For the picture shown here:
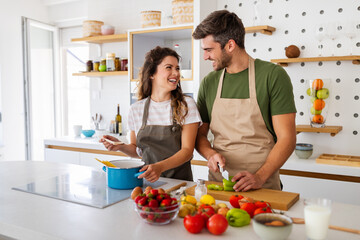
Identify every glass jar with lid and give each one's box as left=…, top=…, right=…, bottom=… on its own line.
left=106, top=53, right=115, bottom=71
left=99, top=58, right=106, bottom=72
left=194, top=179, right=207, bottom=201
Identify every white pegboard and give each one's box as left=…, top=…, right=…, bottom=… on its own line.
left=216, top=0, right=360, bottom=156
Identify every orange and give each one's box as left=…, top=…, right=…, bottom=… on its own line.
left=313, top=99, right=325, bottom=110
left=312, top=79, right=324, bottom=90
left=313, top=114, right=324, bottom=124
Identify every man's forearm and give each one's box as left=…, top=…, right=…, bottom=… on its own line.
left=255, top=137, right=296, bottom=184
left=195, top=134, right=217, bottom=160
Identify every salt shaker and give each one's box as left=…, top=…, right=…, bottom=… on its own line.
left=194, top=179, right=207, bottom=201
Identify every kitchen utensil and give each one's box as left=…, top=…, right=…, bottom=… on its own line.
left=219, top=165, right=229, bottom=180
left=102, top=160, right=145, bottom=189
left=295, top=143, right=313, bottom=159
left=92, top=113, right=102, bottom=130
left=185, top=180, right=299, bottom=211
left=291, top=217, right=360, bottom=234
left=253, top=213, right=293, bottom=240
left=95, top=158, right=118, bottom=168
left=165, top=182, right=187, bottom=194
left=103, top=138, right=124, bottom=145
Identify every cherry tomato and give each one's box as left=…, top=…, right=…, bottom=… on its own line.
left=240, top=202, right=256, bottom=218
left=183, top=214, right=205, bottom=234
left=254, top=207, right=272, bottom=216
left=254, top=201, right=271, bottom=209
left=197, top=204, right=216, bottom=224
left=229, top=195, right=243, bottom=208
left=207, top=214, right=228, bottom=235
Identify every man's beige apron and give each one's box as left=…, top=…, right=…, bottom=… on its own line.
left=136, top=97, right=193, bottom=181
left=209, top=57, right=280, bottom=190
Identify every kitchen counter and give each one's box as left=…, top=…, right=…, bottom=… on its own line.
left=0, top=161, right=359, bottom=240
left=45, top=137, right=360, bottom=179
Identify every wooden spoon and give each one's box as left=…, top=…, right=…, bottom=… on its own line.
left=165, top=182, right=187, bottom=194
left=291, top=217, right=360, bottom=234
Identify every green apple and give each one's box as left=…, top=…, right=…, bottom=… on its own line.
left=316, top=88, right=329, bottom=99
left=310, top=96, right=317, bottom=103
left=310, top=106, right=322, bottom=115
left=306, top=88, right=316, bottom=96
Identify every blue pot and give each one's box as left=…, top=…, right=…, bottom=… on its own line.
left=102, top=160, right=145, bottom=189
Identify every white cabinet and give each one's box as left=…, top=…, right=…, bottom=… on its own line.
left=45, top=148, right=80, bottom=165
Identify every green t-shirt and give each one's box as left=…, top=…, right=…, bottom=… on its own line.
left=197, top=58, right=296, bottom=142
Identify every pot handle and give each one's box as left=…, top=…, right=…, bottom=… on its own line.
left=134, top=171, right=145, bottom=178
left=102, top=166, right=106, bottom=172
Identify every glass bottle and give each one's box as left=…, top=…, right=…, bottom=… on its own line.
left=115, top=104, right=122, bottom=135
left=194, top=179, right=207, bottom=201
left=106, top=53, right=115, bottom=71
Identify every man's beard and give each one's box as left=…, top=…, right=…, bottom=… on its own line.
left=214, top=48, right=231, bottom=71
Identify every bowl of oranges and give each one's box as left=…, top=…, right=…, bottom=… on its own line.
left=306, top=78, right=331, bottom=128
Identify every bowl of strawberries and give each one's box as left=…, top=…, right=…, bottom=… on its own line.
left=133, top=187, right=179, bottom=225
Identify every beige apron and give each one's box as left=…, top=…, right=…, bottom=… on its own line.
left=209, top=57, right=280, bottom=190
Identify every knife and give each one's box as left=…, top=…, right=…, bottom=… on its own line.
left=219, top=165, right=229, bottom=180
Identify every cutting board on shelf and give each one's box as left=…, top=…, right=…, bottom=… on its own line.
left=316, top=153, right=360, bottom=167
left=185, top=181, right=299, bottom=211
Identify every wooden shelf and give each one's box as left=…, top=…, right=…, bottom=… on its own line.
left=271, top=55, right=360, bottom=67
left=71, top=33, right=128, bottom=44
left=72, top=71, right=128, bottom=77
left=245, top=25, right=276, bottom=35
left=296, top=125, right=343, bottom=137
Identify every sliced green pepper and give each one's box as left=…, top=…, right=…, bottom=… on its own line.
left=207, top=184, right=224, bottom=191
left=226, top=208, right=251, bottom=227
left=223, top=176, right=236, bottom=191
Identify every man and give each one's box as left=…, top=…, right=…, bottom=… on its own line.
left=193, top=10, right=296, bottom=191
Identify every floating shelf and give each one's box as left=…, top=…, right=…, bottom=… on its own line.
left=71, top=33, right=128, bottom=44
left=244, top=25, right=276, bottom=35
left=296, top=125, right=343, bottom=137
left=271, top=55, right=360, bottom=66
left=72, top=71, right=128, bottom=77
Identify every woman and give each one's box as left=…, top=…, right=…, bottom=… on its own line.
left=100, top=46, right=201, bottom=182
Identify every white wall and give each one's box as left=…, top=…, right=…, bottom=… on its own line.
left=0, top=0, right=49, bottom=160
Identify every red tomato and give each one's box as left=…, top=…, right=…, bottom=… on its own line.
left=254, top=207, right=273, bottom=216
left=197, top=204, right=215, bottom=224
left=207, top=214, right=228, bottom=235
left=229, top=195, right=243, bottom=208
left=254, top=201, right=271, bottom=209
left=183, top=214, right=205, bottom=234
left=240, top=202, right=256, bottom=218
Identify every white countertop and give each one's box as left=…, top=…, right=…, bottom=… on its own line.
left=1, top=161, right=359, bottom=240
left=45, top=137, right=360, bottom=178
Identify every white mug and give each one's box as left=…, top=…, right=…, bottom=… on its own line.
left=73, top=125, right=82, bottom=137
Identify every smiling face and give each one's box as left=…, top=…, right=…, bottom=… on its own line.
left=151, top=56, right=180, bottom=94
left=201, top=35, right=231, bottom=71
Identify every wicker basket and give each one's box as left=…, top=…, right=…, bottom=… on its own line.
left=172, top=0, right=193, bottom=25
left=83, top=20, right=104, bottom=37
left=141, top=11, right=161, bottom=28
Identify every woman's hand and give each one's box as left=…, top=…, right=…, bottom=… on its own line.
left=99, top=135, right=123, bottom=151
left=138, top=163, right=163, bottom=183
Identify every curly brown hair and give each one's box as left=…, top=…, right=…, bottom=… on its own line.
left=137, top=46, right=189, bottom=125
left=192, top=10, right=245, bottom=49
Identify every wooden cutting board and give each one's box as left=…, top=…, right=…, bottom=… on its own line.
left=316, top=153, right=360, bottom=167
left=185, top=181, right=299, bottom=211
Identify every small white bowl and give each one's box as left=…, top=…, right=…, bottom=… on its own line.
left=101, top=25, right=115, bottom=35
left=253, top=213, right=293, bottom=240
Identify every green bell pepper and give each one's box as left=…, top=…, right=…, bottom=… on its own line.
left=226, top=208, right=251, bottom=227
left=207, top=184, right=224, bottom=191
left=223, top=176, right=236, bottom=191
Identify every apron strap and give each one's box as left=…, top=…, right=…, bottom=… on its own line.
left=140, top=97, right=151, bottom=130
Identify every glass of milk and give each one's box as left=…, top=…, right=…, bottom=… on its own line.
left=304, top=198, right=332, bottom=240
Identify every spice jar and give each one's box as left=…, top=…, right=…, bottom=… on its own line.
left=106, top=53, right=115, bottom=71
left=93, top=61, right=100, bottom=72
left=194, top=179, right=207, bottom=201
left=99, top=58, right=106, bottom=72
left=121, top=58, right=128, bottom=71
left=86, top=60, right=93, bottom=72
left=115, top=57, right=121, bottom=71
